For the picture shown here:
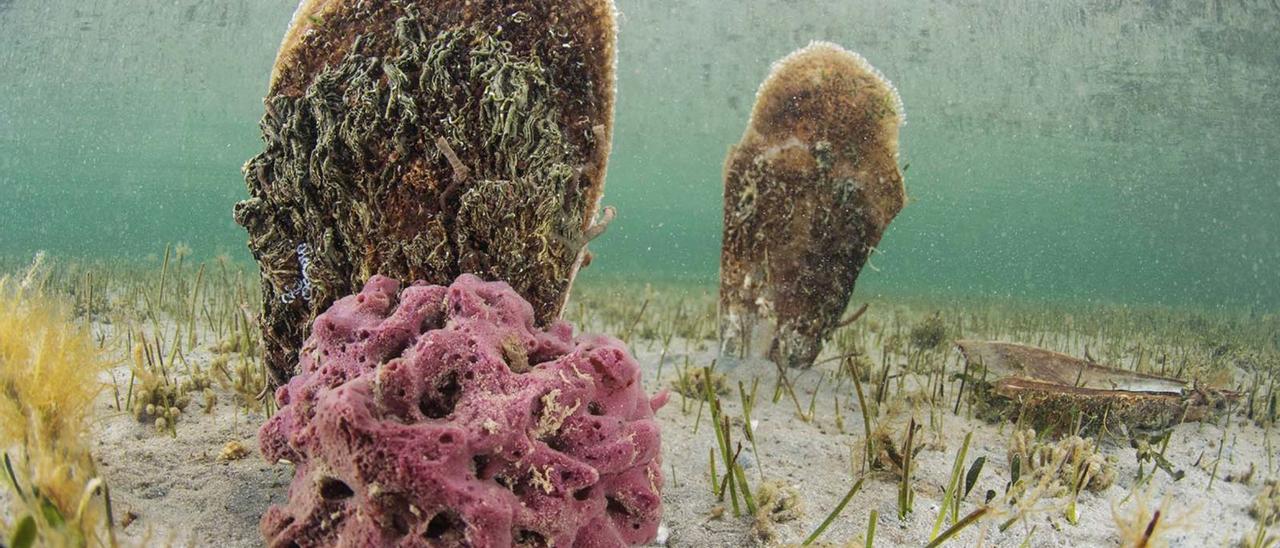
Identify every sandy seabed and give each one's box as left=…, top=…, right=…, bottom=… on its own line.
left=94, top=323, right=1266, bottom=547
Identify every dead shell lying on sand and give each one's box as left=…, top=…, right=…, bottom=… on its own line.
left=957, top=340, right=1238, bottom=436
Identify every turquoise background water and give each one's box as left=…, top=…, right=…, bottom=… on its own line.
left=1, top=1, right=1277, bottom=309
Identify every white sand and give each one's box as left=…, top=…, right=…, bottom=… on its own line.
left=92, top=328, right=1267, bottom=547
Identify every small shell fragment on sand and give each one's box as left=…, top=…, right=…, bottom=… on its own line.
left=217, top=440, right=250, bottom=462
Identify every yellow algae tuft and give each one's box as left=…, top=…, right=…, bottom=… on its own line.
left=0, top=274, right=114, bottom=546
left=1112, top=493, right=1197, bottom=548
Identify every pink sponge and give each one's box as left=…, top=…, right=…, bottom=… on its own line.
left=259, top=274, right=667, bottom=547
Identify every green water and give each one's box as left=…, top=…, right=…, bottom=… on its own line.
left=1, top=1, right=1277, bottom=309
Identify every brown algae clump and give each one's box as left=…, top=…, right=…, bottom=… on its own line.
left=909, top=313, right=950, bottom=351
left=720, top=41, right=906, bottom=369
left=669, top=366, right=728, bottom=399
left=235, top=0, right=619, bottom=384
left=1008, top=429, right=1115, bottom=495
left=129, top=343, right=215, bottom=434
left=751, top=480, right=803, bottom=543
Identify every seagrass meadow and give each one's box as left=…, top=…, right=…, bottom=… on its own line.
left=2, top=1, right=1279, bottom=547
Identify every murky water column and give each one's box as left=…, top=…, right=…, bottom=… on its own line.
left=0, top=0, right=1276, bottom=308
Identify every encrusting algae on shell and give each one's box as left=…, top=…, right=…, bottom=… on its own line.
left=720, top=41, right=906, bottom=369
left=235, top=0, right=620, bottom=385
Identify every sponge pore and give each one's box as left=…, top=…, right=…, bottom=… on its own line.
left=259, top=274, right=666, bottom=547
